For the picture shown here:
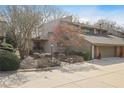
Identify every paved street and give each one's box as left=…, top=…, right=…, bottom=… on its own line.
left=0, top=57, right=124, bottom=88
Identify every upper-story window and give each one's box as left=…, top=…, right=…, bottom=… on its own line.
left=82, top=27, right=108, bottom=36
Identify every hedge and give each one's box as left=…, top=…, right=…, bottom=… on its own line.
left=0, top=49, right=20, bottom=71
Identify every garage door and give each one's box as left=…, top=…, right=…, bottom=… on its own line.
left=100, top=46, right=115, bottom=58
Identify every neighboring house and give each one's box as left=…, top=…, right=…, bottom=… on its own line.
left=0, top=16, right=6, bottom=44
left=31, top=16, right=124, bottom=59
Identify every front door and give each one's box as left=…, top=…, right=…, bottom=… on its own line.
left=33, top=41, right=44, bottom=53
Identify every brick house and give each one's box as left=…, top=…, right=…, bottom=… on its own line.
left=31, top=16, right=73, bottom=53
left=31, top=16, right=124, bottom=59
left=78, top=26, right=124, bottom=59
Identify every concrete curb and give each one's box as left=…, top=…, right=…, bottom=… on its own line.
left=17, top=66, right=61, bottom=72
left=17, top=62, right=86, bottom=72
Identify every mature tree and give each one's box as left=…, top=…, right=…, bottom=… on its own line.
left=3, top=6, right=42, bottom=59
left=94, top=19, right=117, bottom=32
left=52, top=22, right=83, bottom=54
left=1, top=5, right=76, bottom=58
left=72, top=15, right=79, bottom=22
left=94, top=19, right=124, bottom=33
left=41, top=5, right=68, bottom=22
left=94, top=19, right=116, bottom=27
left=33, top=5, right=68, bottom=38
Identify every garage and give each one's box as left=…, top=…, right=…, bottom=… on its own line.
left=83, top=34, right=124, bottom=59
left=100, top=46, right=115, bottom=58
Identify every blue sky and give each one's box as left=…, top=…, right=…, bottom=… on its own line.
left=0, top=5, right=124, bottom=25
left=56, top=5, right=124, bottom=25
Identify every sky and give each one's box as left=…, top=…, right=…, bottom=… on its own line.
left=56, top=5, right=124, bottom=25
left=0, top=5, right=124, bottom=25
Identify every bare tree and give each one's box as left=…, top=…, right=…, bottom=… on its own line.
left=41, top=5, right=68, bottom=22
left=72, top=15, right=79, bottom=22
left=3, top=6, right=42, bottom=59
left=94, top=19, right=116, bottom=29
left=94, top=19, right=124, bottom=34
left=33, top=5, right=69, bottom=38
left=52, top=21, right=83, bottom=54
left=1, top=5, right=70, bottom=59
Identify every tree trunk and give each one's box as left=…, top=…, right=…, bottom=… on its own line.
left=18, top=48, right=25, bottom=59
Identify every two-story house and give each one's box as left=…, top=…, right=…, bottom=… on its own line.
left=79, top=24, right=124, bottom=59
left=31, top=16, right=124, bottom=59
left=31, top=16, right=73, bottom=53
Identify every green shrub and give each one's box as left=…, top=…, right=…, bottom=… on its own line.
left=6, top=31, right=17, bottom=48
left=0, top=43, right=15, bottom=52
left=67, top=51, right=91, bottom=61
left=0, top=49, right=20, bottom=71
left=65, top=50, right=82, bottom=56
left=82, top=52, right=91, bottom=61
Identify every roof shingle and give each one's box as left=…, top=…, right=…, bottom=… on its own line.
left=80, top=34, right=124, bottom=46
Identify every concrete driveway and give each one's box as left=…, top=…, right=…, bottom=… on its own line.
left=0, top=57, right=124, bottom=88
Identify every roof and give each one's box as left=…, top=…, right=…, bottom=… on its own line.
left=79, top=34, right=124, bottom=46
left=61, top=21, right=108, bottom=32
left=81, top=24, right=107, bottom=32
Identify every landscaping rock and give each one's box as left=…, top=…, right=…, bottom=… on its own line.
left=20, top=55, right=61, bottom=69
left=20, top=56, right=37, bottom=69
left=33, top=52, right=41, bottom=59
left=49, top=57, right=61, bottom=67
left=64, top=55, right=84, bottom=63
left=39, top=53, right=51, bottom=58
left=37, top=57, right=61, bottom=68
left=58, top=53, right=66, bottom=61
left=37, top=57, right=49, bottom=68
left=44, top=53, right=51, bottom=57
